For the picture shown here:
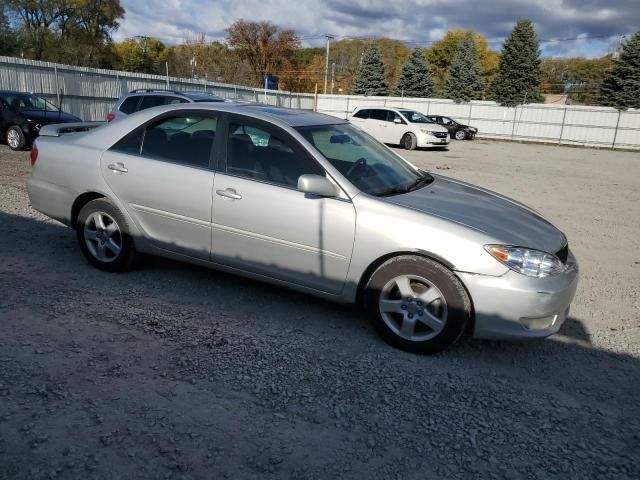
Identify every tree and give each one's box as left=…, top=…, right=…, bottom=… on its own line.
left=113, top=37, right=168, bottom=74
left=490, top=20, right=544, bottom=106
left=0, top=7, right=18, bottom=55
left=351, top=45, right=388, bottom=96
left=443, top=32, right=484, bottom=102
left=541, top=56, right=613, bottom=105
left=5, top=0, right=124, bottom=66
left=225, top=19, right=299, bottom=87
left=395, top=48, right=434, bottom=97
left=167, top=35, right=253, bottom=84
left=599, top=32, right=640, bottom=109
left=427, top=29, right=499, bottom=95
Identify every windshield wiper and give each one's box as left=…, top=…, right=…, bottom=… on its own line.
left=376, top=173, right=433, bottom=197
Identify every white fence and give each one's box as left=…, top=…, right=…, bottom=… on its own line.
left=1, top=56, right=639, bottom=150
left=316, top=95, right=640, bottom=150
left=0, top=56, right=314, bottom=121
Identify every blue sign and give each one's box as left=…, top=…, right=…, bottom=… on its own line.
left=264, top=75, right=279, bottom=90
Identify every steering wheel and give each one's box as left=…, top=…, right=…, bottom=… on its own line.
left=345, top=157, right=367, bottom=179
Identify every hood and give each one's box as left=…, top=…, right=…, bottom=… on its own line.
left=384, top=175, right=567, bottom=254
left=21, top=109, right=82, bottom=124
left=412, top=122, right=448, bottom=133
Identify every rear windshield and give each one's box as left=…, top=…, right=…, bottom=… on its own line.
left=119, top=96, right=140, bottom=114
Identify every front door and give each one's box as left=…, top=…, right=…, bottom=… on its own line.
left=101, top=112, right=219, bottom=259
left=211, top=116, right=356, bottom=294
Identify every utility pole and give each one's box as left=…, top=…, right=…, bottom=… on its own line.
left=330, top=62, right=335, bottom=94
left=323, top=35, right=334, bottom=95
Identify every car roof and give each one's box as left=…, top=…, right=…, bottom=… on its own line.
left=131, top=102, right=348, bottom=127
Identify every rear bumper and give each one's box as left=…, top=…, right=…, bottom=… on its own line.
left=457, top=251, right=579, bottom=340
left=26, top=176, right=74, bottom=226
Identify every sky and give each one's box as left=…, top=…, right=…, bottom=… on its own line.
left=115, top=0, right=640, bottom=58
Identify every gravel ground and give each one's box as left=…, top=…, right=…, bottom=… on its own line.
left=0, top=140, right=639, bottom=480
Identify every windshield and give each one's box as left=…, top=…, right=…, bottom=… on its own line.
left=399, top=110, right=433, bottom=124
left=2, top=93, right=60, bottom=112
left=296, top=123, right=432, bottom=196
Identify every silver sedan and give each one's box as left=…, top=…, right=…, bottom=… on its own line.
left=27, top=103, right=578, bottom=354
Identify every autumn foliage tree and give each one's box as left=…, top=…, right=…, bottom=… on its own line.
left=225, top=20, right=300, bottom=87
left=427, top=29, right=499, bottom=96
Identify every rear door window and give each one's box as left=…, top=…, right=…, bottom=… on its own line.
left=141, top=114, right=217, bottom=168
left=138, top=96, right=166, bottom=111
left=369, top=109, right=387, bottom=121
left=353, top=109, right=369, bottom=119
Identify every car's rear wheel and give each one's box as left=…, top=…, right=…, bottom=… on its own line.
left=402, top=132, right=417, bottom=150
left=7, top=126, right=26, bottom=151
left=455, top=130, right=466, bottom=141
left=77, top=199, right=137, bottom=272
left=363, top=255, right=471, bottom=354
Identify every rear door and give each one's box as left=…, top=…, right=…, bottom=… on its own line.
left=210, top=115, right=356, bottom=294
left=368, top=109, right=391, bottom=142
left=100, top=111, right=219, bottom=259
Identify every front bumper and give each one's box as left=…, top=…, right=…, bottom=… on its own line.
left=457, top=251, right=579, bottom=340
left=418, top=132, right=449, bottom=146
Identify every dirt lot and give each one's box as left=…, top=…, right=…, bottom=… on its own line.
left=1, top=140, right=639, bottom=480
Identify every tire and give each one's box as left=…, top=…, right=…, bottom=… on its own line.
left=6, top=126, right=26, bottom=151
left=454, top=130, right=466, bottom=141
left=76, top=198, right=137, bottom=272
left=402, top=132, right=417, bottom=150
left=363, top=255, right=471, bottom=354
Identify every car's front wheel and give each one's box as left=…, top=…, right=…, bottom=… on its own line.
left=454, top=130, right=467, bottom=141
left=6, top=126, right=26, bottom=151
left=402, top=132, right=417, bottom=150
left=76, top=198, right=137, bottom=272
left=363, top=255, right=471, bottom=354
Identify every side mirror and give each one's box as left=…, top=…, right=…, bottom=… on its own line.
left=298, top=174, right=338, bottom=197
left=393, top=118, right=402, bottom=124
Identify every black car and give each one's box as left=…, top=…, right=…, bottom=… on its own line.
left=0, top=91, right=82, bottom=150
left=427, top=115, right=477, bottom=140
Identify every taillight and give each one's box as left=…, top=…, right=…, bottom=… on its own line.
left=30, top=145, right=39, bottom=166
left=106, top=113, right=115, bottom=122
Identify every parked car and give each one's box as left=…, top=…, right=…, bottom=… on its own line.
left=349, top=107, right=449, bottom=150
left=107, top=89, right=228, bottom=122
left=0, top=90, right=82, bottom=151
left=427, top=115, right=478, bottom=140
left=27, top=103, right=578, bottom=354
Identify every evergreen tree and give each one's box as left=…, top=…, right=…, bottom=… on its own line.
left=443, top=32, right=484, bottom=102
left=395, top=48, right=434, bottom=97
left=490, top=20, right=544, bottom=106
left=599, top=32, right=640, bottom=109
left=352, top=45, right=388, bottom=96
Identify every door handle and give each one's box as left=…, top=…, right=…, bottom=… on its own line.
left=108, top=162, right=128, bottom=173
left=216, top=188, right=242, bottom=200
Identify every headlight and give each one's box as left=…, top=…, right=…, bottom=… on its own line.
left=485, top=245, right=564, bottom=278
left=420, top=128, right=439, bottom=135
left=469, top=127, right=477, bottom=133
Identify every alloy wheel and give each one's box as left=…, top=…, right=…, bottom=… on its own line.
left=83, top=211, right=122, bottom=263
left=378, top=274, right=448, bottom=341
left=7, top=129, right=20, bottom=149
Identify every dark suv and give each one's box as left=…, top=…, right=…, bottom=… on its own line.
left=107, top=89, right=228, bottom=122
left=0, top=91, right=81, bottom=150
